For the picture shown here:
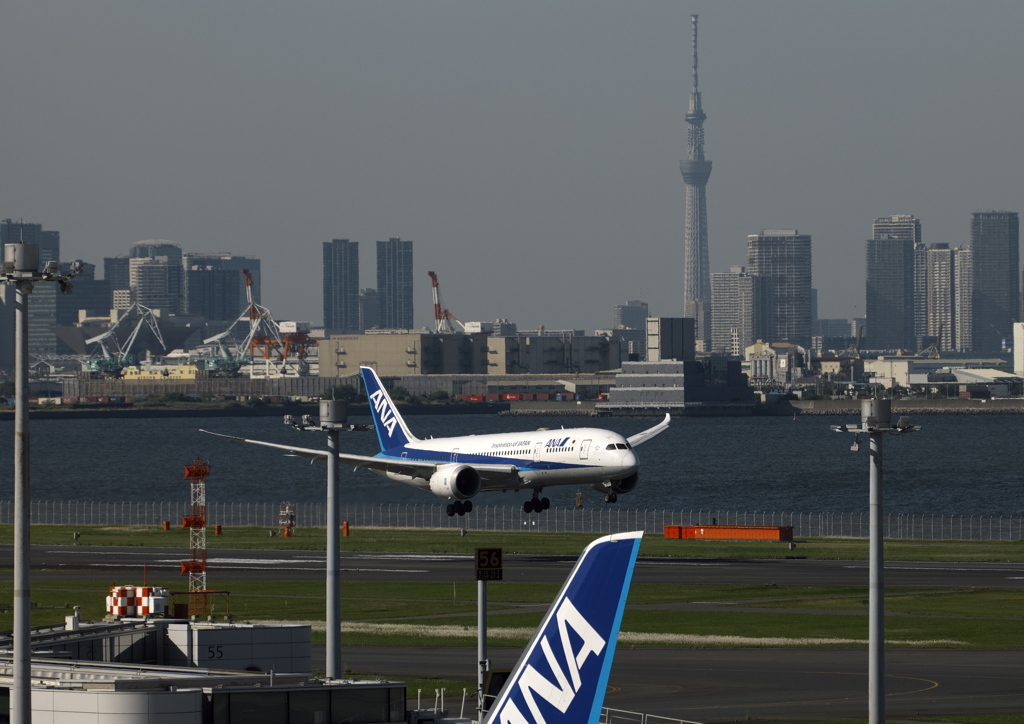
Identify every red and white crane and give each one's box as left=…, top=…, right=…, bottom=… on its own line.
left=428, top=270, right=465, bottom=334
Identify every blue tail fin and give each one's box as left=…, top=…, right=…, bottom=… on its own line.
left=360, top=366, right=418, bottom=451
left=485, top=531, right=644, bottom=724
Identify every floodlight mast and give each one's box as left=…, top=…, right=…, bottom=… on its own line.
left=831, top=398, right=919, bottom=724
left=1, top=241, right=80, bottom=724
left=286, top=399, right=352, bottom=680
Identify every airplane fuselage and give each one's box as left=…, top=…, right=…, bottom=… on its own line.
left=373, top=427, right=639, bottom=492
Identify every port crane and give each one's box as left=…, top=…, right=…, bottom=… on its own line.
left=428, top=270, right=465, bottom=334
left=202, top=269, right=316, bottom=377
left=85, top=302, right=167, bottom=377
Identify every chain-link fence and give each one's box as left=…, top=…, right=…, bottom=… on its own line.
left=1, top=500, right=1022, bottom=541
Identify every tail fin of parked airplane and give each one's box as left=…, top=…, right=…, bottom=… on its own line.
left=484, top=531, right=644, bottom=724
left=360, top=365, right=419, bottom=451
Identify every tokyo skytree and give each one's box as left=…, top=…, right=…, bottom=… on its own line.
left=680, top=14, right=712, bottom=346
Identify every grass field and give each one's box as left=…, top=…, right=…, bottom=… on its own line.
left=3, top=524, right=1024, bottom=722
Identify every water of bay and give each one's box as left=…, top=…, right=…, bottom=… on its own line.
left=0, top=412, right=1021, bottom=515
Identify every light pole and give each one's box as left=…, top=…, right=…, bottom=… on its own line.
left=1, top=242, right=79, bottom=724
left=832, top=397, right=919, bottom=724
left=285, top=399, right=357, bottom=680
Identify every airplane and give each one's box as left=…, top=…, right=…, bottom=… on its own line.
left=483, top=530, right=644, bottom=724
left=202, top=365, right=669, bottom=517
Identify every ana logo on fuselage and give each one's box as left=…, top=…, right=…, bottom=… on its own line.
left=368, top=389, right=398, bottom=439
left=496, top=597, right=606, bottom=724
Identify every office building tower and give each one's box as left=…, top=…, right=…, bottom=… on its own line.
left=613, top=300, right=649, bottom=360
left=129, top=257, right=180, bottom=314
left=183, top=253, right=261, bottom=318
left=711, top=266, right=770, bottom=357
left=104, top=256, right=131, bottom=300
left=954, top=246, right=973, bottom=352
left=127, top=240, right=183, bottom=314
left=680, top=14, right=713, bottom=348
left=865, top=215, right=920, bottom=351
left=970, top=211, right=1019, bottom=353
left=746, top=230, right=812, bottom=347
left=186, top=267, right=243, bottom=321
left=1, top=220, right=61, bottom=359
left=359, top=288, right=380, bottom=331
left=322, top=239, right=361, bottom=333
left=376, top=238, right=414, bottom=329
left=925, top=244, right=955, bottom=351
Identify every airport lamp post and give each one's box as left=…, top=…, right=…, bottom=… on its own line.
left=286, top=400, right=350, bottom=680
left=1, top=242, right=79, bottom=724
left=832, top=398, right=918, bottom=724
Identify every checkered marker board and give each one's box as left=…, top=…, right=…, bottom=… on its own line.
left=106, top=585, right=170, bottom=617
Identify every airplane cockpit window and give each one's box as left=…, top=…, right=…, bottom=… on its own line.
left=606, top=444, right=617, bottom=450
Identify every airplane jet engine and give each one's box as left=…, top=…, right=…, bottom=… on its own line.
left=429, top=464, right=481, bottom=500
left=592, top=472, right=639, bottom=500
left=610, top=472, right=639, bottom=495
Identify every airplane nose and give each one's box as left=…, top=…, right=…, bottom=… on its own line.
left=622, top=450, right=639, bottom=471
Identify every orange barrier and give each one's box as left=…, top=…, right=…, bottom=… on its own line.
left=665, top=525, right=793, bottom=541
left=342, top=521, right=349, bottom=537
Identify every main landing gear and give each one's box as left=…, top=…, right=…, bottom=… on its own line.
left=523, top=494, right=550, bottom=514
left=445, top=500, right=473, bottom=517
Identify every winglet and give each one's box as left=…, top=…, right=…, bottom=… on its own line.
left=626, top=413, right=670, bottom=447
left=360, top=366, right=418, bottom=451
left=485, top=531, right=643, bottom=724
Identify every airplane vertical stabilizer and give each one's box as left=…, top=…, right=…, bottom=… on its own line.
left=360, top=366, right=419, bottom=451
left=485, top=531, right=644, bottom=724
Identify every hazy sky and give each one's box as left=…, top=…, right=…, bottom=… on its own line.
left=2, top=1, right=1021, bottom=333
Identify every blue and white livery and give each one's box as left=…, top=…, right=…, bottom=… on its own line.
left=203, top=366, right=669, bottom=517
left=485, top=531, right=644, bottom=724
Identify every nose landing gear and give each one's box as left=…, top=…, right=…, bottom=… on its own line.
left=604, top=493, right=618, bottom=504
left=445, top=500, right=474, bottom=517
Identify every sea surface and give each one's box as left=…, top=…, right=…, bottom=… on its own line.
left=0, top=412, right=1021, bottom=515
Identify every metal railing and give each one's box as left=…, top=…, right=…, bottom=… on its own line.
left=1, top=500, right=1022, bottom=541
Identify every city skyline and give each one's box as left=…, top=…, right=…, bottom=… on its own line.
left=1, top=3, right=1022, bottom=333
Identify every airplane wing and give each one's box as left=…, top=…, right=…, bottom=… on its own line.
left=626, top=412, right=671, bottom=447
left=200, top=429, right=520, bottom=483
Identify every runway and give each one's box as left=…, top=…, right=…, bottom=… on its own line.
left=8, top=544, right=1024, bottom=720
left=20, top=544, right=1024, bottom=590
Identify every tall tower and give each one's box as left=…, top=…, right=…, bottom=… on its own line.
left=377, top=237, right=414, bottom=329
left=323, top=239, right=360, bottom=333
left=865, top=215, right=920, bottom=352
left=747, top=230, right=813, bottom=347
left=970, top=211, right=1019, bottom=353
left=680, top=14, right=712, bottom=349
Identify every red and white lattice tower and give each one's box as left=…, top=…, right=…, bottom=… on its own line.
left=180, top=457, right=210, bottom=616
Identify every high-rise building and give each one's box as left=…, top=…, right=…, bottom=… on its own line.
left=970, top=211, right=1019, bottom=352
left=323, top=239, right=360, bottom=333
left=925, top=244, right=955, bottom=351
left=127, top=240, right=183, bottom=314
left=376, top=238, right=413, bottom=329
left=746, top=230, right=812, bottom=347
left=359, top=288, right=380, bottom=331
left=129, top=257, right=180, bottom=314
left=1, top=220, right=62, bottom=359
left=865, top=215, right=920, bottom=351
left=954, top=246, right=973, bottom=352
left=613, top=300, right=649, bottom=360
left=182, top=252, right=261, bottom=319
left=680, top=14, right=713, bottom=348
left=711, top=266, right=770, bottom=357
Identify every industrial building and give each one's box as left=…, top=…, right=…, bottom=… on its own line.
left=320, top=329, right=622, bottom=378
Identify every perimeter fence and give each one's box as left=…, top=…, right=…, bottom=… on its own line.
left=1, top=500, right=1022, bottom=541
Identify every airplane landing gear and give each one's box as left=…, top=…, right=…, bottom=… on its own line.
left=445, top=500, right=474, bottom=517
left=523, top=494, right=550, bottom=514
left=604, top=493, right=618, bottom=504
